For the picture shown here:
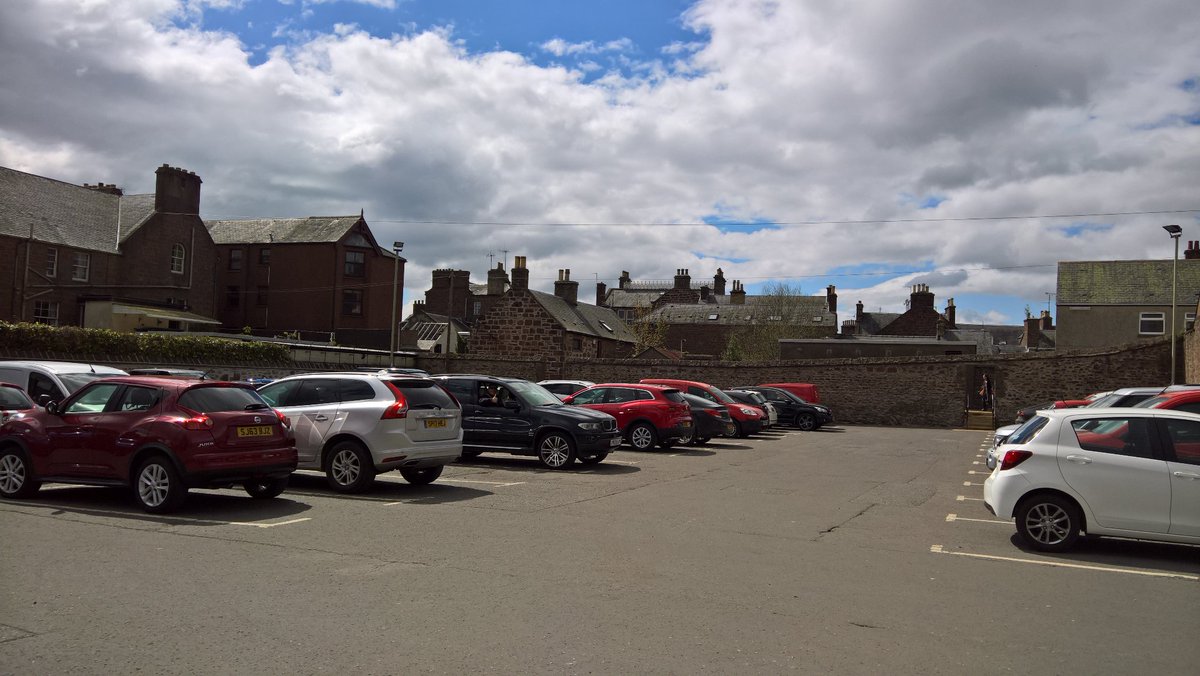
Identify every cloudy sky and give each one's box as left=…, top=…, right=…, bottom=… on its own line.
left=2, top=0, right=1198, bottom=325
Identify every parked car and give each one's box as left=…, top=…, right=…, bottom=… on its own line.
left=0, top=376, right=297, bottom=513
left=537, top=380, right=596, bottom=401
left=0, top=382, right=35, bottom=425
left=368, top=367, right=431, bottom=377
left=564, top=383, right=692, bottom=451
left=678, top=392, right=736, bottom=444
left=433, top=375, right=620, bottom=468
left=984, top=407, right=1200, bottom=552
left=257, top=372, right=462, bottom=492
left=128, top=368, right=211, bottom=379
left=640, top=379, right=764, bottom=437
left=1084, top=387, right=1167, bottom=408
left=731, top=385, right=834, bottom=431
left=724, top=390, right=777, bottom=429
left=1014, top=398, right=1090, bottom=424
left=755, top=382, right=821, bottom=404
left=0, top=361, right=128, bottom=404
left=1134, top=389, right=1200, bottom=414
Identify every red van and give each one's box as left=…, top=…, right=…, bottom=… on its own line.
left=640, top=378, right=764, bottom=437
left=757, top=382, right=820, bottom=404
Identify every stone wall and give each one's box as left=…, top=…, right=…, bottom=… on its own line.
left=470, top=290, right=566, bottom=360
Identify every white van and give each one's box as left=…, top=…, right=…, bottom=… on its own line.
left=0, top=360, right=128, bottom=403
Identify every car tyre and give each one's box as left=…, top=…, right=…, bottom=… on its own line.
left=0, top=448, right=40, bottom=499
left=400, top=465, right=443, bottom=485
left=795, top=413, right=816, bottom=431
left=244, top=476, right=289, bottom=499
left=578, top=451, right=609, bottom=465
left=537, top=432, right=576, bottom=469
left=1016, top=493, right=1082, bottom=552
left=628, top=422, right=658, bottom=451
left=134, top=456, right=187, bottom=514
left=325, top=441, right=376, bottom=493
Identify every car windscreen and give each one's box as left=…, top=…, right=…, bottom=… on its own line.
left=507, top=380, right=562, bottom=406
left=1007, top=415, right=1050, bottom=445
left=178, top=386, right=270, bottom=413
left=1134, top=395, right=1169, bottom=408
left=709, top=388, right=736, bottom=404
left=0, top=387, right=32, bottom=409
left=1086, top=393, right=1123, bottom=408
left=58, top=372, right=121, bottom=394
left=386, top=379, right=457, bottom=409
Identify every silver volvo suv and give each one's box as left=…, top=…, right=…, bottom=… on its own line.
left=257, top=373, right=462, bottom=492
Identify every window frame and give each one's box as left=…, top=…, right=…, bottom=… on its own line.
left=228, top=249, right=244, bottom=271
left=71, top=252, right=90, bottom=281
left=45, top=248, right=58, bottom=277
left=342, top=288, right=363, bottom=316
left=32, top=300, right=59, bottom=326
left=344, top=250, right=366, bottom=277
left=170, top=243, right=186, bottom=275
left=1138, top=312, right=1165, bottom=335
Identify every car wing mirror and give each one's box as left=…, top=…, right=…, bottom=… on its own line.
left=36, top=394, right=52, bottom=407
left=44, top=400, right=61, bottom=415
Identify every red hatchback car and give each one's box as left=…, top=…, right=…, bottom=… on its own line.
left=640, top=378, right=764, bottom=438
left=565, top=383, right=693, bottom=451
left=0, top=376, right=297, bottom=513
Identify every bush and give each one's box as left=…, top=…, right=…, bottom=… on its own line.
left=0, top=321, right=290, bottom=363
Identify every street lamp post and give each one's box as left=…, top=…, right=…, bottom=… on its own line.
left=389, top=241, right=404, bottom=367
left=1164, top=225, right=1182, bottom=385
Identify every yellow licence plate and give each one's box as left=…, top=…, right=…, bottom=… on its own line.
left=237, top=425, right=274, bottom=438
left=424, top=418, right=448, bottom=429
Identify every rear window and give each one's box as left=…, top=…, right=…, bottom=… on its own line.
left=338, top=379, right=378, bottom=402
left=1133, top=395, right=1167, bottom=408
left=179, top=386, right=269, bottom=413
left=0, top=386, right=32, bottom=410
left=387, top=379, right=457, bottom=409
left=1007, top=415, right=1049, bottom=445
left=663, top=390, right=686, bottom=404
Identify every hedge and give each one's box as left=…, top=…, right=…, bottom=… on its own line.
left=0, top=322, right=290, bottom=363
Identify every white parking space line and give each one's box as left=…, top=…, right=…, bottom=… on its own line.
left=929, top=545, right=1200, bottom=581
left=946, top=513, right=1009, bottom=525
left=439, top=478, right=527, bottom=487
left=963, top=481, right=985, bottom=487
left=966, top=470, right=987, bottom=475
left=604, top=459, right=639, bottom=465
left=955, top=495, right=985, bottom=502
left=228, top=518, right=312, bottom=528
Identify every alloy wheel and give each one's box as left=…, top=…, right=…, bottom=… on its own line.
left=630, top=426, right=653, bottom=450
left=138, top=463, right=171, bottom=508
left=539, top=435, right=571, bottom=468
left=1023, top=502, right=1071, bottom=546
left=0, top=454, right=26, bottom=494
left=331, top=448, right=361, bottom=486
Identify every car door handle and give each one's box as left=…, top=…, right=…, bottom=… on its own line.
left=1065, top=454, right=1092, bottom=464
left=312, top=414, right=329, bottom=422
left=1173, top=471, right=1200, bottom=480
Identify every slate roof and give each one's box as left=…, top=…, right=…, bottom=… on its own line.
left=855, top=311, right=901, bottom=334
left=205, top=216, right=365, bottom=245
left=529, top=290, right=636, bottom=343
left=1057, top=260, right=1200, bottom=305
left=0, top=166, right=158, bottom=253
left=644, top=298, right=835, bottom=327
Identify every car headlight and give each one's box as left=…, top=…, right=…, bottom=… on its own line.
left=739, top=407, right=756, bottom=416
left=814, top=406, right=828, bottom=413
left=578, top=422, right=604, bottom=431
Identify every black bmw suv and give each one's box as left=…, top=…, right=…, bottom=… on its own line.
left=433, top=375, right=621, bottom=468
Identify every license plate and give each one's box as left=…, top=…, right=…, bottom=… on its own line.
left=424, top=418, right=448, bottom=429
left=237, top=425, right=274, bottom=438
left=609, top=437, right=621, bottom=447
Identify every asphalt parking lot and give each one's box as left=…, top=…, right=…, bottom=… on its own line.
left=1, top=425, right=1197, bottom=674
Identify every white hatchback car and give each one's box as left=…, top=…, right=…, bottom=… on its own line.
left=984, top=408, right=1200, bottom=552
left=258, top=373, right=462, bottom=492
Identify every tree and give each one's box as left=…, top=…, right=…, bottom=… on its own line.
left=721, top=281, right=812, bottom=362
left=627, top=304, right=669, bottom=353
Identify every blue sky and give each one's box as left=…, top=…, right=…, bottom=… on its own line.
left=4, top=0, right=1200, bottom=326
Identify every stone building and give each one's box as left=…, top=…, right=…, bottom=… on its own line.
left=471, top=257, right=636, bottom=360
left=0, top=163, right=220, bottom=330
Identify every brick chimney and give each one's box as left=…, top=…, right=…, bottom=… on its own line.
left=1022, top=316, right=1042, bottom=349
left=856, top=300, right=864, bottom=323
left=713, top=268, right=726, bottom=295
left=554, top=269, right=578, bottom=305
left=487, top=262, right=508, bottom=296
left=944, top=297, right=956, bottom=328
left=618, top=271, right=631, bottom=289
left=154, top=164, right=202, bottom=215
left=82, top=182, right=124, bottom=196
left=596, top=281, right=607, bottom=306
left=674, top=268, right=691, bottom=290
left=841, top=319, right=857, bottom=335
left=826, top=285, right=838, bottom=315
left=1185, top=241, right=1200, bottom=260
left=730, top=280, right=746, bottom=305
left=1040, top=310, right=1054, bottom=330
left=909, top=283, right=934, bottom=310
left=511, top=256, right=529, bottom=291
left=700, top=285, right=710, bottom=302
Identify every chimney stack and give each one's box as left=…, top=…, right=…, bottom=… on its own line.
left=674, top=268, right=691, bottom=290
left=487, top=262, right=508, bottom=296
left=83, top=182, right=124, bottom=196
left=596, top=281, right=607, bottom=306
left=945, top=297, right=956, bottom=328
left=618, top=271, right=631, bottom=289
left=730, top=280, right=746, bottom=305
left=1186, top=241, right=1200, bottom=260
left=826, top=285, right=838, bottom=315
left=1040, top=310, right=1054, bottom=331
left=841, top=319, right=857, bottom=335
left=1023, top=316, right=1042, bottom=349
left=713, top=268, right=726, bottom=296
left=909, top=283, right=934, bottom=310
left=554, top=269, right=579, bottom=305
left=511, top=256, right=529, bottom=291
left=856, top=300, right=864, bottom=323
left=154, top=164, right=202, bottom=215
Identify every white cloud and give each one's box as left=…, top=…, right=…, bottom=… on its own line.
left=0, top=0, right=1198, bottom=323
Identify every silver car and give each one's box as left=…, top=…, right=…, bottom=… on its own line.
left=258, top=373, right=462, bottom=492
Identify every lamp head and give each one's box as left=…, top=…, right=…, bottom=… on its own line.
left=393, top=241, right=404, bottom=253
left=1164, top=224, right=1182, bottom=238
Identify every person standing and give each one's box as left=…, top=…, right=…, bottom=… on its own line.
left=979, top=374, right=993, bottom=410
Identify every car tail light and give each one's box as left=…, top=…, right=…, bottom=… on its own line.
left=999, top=450, right=1033, bottom=471
left=382, top=381, right=409, bottom=419
left=176, top=415, right=213, bottom=431
left=273, top=408, right=291, bottom=428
